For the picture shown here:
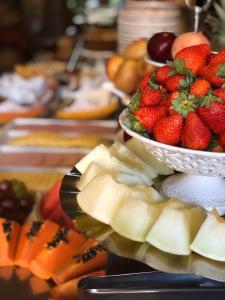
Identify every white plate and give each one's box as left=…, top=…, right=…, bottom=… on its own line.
left=102, top=81, right=130, bottom=106
left=144, top=56, right=165, bottom=67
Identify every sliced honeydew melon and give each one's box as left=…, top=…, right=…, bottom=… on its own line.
left=146, top=206, right=207, bottom=255
left=125, top=138, right=174, bottom=175
left=191, top=210, right=225, bottom=262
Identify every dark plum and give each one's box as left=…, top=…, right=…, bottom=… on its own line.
left=0, top=180, right=11, bottom=193
left=147, top=32, right=176, bottom=63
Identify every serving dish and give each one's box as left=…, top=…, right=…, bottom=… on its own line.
left=78, top=271, right=225, bottom=300
left=60, top=167, right=225, bottom=283
left=120, top=109, right=225, bottom=215
left=0, top=118, right=117, bottom=167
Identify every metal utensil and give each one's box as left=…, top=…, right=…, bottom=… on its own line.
left=66, top=34, right=85, bottom=73
left=185, top=0, right=212, bottom=32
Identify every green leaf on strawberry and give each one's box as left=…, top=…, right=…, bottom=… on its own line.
left=124, top=113, right=147, bottom=134
left=128, top=90, right=141, bottom=113
left=171, top=92, right=198, bottom=117
left=199, top=94, right=222, bottom=108
left=179, top=76, right=195, bottom=90
left=148, top=79, right=160, bottom=90
left=216, top=63, right=225, bottom=78
left=167, top=59, right=192, bottom=76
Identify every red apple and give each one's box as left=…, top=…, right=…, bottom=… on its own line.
left=147, top=32, right=176, bottom=63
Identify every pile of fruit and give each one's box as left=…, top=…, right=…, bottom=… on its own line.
left=106, top=39, right=155, bottom=94
left=125, top=44, right=225, bottom=152
left=147, top=31, right=210, bottom=63
left=75, top=141, right=225, bottom=261
left=0, top=180, right=34, bottom=224
left=0, top=218, right=107, bottom=299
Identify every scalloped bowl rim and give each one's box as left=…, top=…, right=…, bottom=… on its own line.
left=144, top=56, right=165, bottom=67
left=119, top=109, right=225, bottom=158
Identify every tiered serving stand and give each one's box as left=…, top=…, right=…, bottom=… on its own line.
left=60, top=108, right=225, bottom=299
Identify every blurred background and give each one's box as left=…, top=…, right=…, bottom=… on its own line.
left=0, top=0, right=221, bottom=72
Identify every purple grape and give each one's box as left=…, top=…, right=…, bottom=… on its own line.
left=0, top=180, right=11, bottom=193
left=0, top=197, right=18, bottom=211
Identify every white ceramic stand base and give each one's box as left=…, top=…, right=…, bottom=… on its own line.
left=161, top=174, right=225, bottom=216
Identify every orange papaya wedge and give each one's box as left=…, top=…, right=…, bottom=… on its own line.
left=30, top=228, right=86, bottom=280
left=51, top=269, right=106, bottom=300
left=15, top=220, right=60, bottom=268
left=0, top=218, right=20, bottom=267
left=52, top=239, right=107, bottom=284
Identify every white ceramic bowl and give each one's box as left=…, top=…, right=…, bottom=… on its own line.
left=120, top=109, right=225, bottom=214
left=119, top=109, right=225, bottom=177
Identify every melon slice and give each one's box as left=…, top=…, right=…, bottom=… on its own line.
left=111, top=199, right=189, bottom=242
left=146, top=206, right=207, bottom=255
left=190, top=210, right=225, bottom=261
left=125, top=138, right=174, bottom=175
left=111, top=200, right=166, bottom=242
left=110, top=142, right=157, bottom=178
left=75, top=144, right=154, bottom=186
left=76, top=163, right=106, bottom=190
left=77, top=161, right=156, bottom=191
left=77, top=173, right=163, bottom=225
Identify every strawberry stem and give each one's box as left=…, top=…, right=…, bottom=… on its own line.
left=172, top=92, right=198, bottom=117
left=128, top=90, right=141, bottom=112
left=199, top=94, right=221, bottom=108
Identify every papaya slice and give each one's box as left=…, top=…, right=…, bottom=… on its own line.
left=30, top=228, right=86, bottom=280
left=15, top=268, right=31, bottom=281
left=15, top=220, right=60, bottom=268
left=52, top=239, right=107, bottom=284
left=51, top=269, right=106, bottom=300
left=29, top=276, right=50, bottom=295
left=0, top=267, right=14, bottom=280
left=0, top=219, right=21, bottom=267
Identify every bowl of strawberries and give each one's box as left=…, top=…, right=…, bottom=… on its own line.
left=120, top=44, right=225, bottom=215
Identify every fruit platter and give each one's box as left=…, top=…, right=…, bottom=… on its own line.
left=58, top=43, right=225, bottom=286
left=0, top=175, right=108, bottom=299
left=119, top=43, right=225, bottom=215
left=59, top=141, right=225, bottom=282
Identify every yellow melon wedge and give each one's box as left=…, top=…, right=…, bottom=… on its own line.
left=111, top=200, right=167, bottom=242
left=146, top=206, right=207, bottom=255
left=77, top=173, right=164, bottom=225
left=75, top=144, right=154, bottom=186
left=125, top=138, right=174, bottom=175
left=191, top=210, right=225, bottom=261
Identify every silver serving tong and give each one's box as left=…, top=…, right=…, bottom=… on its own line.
left=185, top=0, right=212, bottom=32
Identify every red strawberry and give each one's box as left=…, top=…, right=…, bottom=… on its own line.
left=134, top=106, right=167, bottom=133
left=165, top=91, right=180, bottom=115
left=153, top=114, right=184, bottom=146
left=140, top=84, right=163, bottom=107
left=139, top=71, right=152, bottom=89
left=175, top=44, right=211, bottom=75
left=181, top=112, right=211, bottom=150
left=40, top=180, right=75, bottom=229
left=219, top=130, right=225, bottom=150
left=209, top=137, right=224, bottom=152
left=197, top=65, right=208, bottom=78
left=155, top=66, right=173, bottom=84
left=165, top=74, right=185, bottom=92
left=197, top=95, right=225, bottom=134
left=213, top=88, right=225, bottom=102
left=190, top=79, right=211, bottom=97
left=197, top=63, right=225, bottom=87
left=208, top=50, right=225, bottom=65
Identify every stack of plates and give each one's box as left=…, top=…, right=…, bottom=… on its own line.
left=118, top=1, right=187, bottom=53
